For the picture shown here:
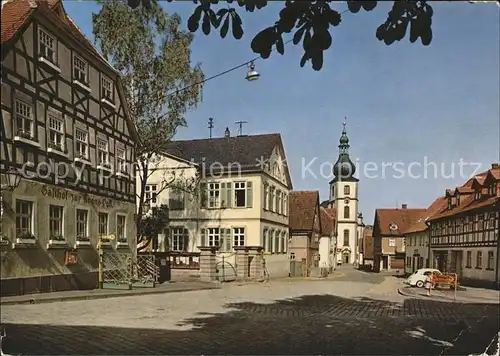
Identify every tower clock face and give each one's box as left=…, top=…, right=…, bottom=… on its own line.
left=344, top=198, right=349, bottom=204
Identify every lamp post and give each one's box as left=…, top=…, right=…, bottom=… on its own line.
left=1, top=168, right=23, bottom=233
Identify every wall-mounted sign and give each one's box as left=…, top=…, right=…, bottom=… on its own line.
left=41, top=186, right=114, bottom=208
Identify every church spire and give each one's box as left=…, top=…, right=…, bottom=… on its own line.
left=333, top=118, right=356, bottom=179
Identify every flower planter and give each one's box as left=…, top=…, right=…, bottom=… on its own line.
left=47, top=239, right=68, bottom=249
left=13, top=238, right=37, bottom=249
left=75, top=240, right=92, bottom=248
left=116, top=241, right=129, bottom=249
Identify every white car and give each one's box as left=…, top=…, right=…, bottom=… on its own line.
left=405, top=268, right=442, bottom=288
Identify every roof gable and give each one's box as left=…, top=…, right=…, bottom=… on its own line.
left=289, top=191, right=320, bottom=231
left=320, top=207, right=335, bottom=236
left=374, top=208, right=427, bottom=236
left=1, top=0, right=139, bottom=144
left=163, top=133, right=292, bottom=188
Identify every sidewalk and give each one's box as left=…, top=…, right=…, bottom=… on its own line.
left=0, top=280, right=220, bottom=305
left=398, top=285, right=500, bottom=304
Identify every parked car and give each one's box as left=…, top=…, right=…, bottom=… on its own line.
left=404, top=268, right=442, bottom=288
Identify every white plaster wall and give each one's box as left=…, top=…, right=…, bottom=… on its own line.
left=264, top=254, right=289, bottom=278
left=319, top=235, right=331, bottom=269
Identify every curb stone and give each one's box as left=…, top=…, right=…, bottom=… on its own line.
left=0, top=284, right=221, bottom=306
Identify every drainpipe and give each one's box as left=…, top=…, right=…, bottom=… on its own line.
left=425, top=220, right=431, bottom=268
left=495, top=203, right=500, bottom=285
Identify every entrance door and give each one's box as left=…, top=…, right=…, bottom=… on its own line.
left=382, top=256, right=388, bottom=270
left=343, top=253, right=349, bottom=264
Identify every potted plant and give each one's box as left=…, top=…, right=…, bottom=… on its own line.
left=49, top=234, right=66, bottom=245
left=75, top=235, right=91, bottom=247
left=0, top=233, right=9, bottom=246
left=16, top=233, right=36, bottom=244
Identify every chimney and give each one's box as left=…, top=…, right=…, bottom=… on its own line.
left=224, top=127, right=230, bottom=138
left=492, top=163, right=499, bottom=169
left=401, top=204, right=407, bottom=210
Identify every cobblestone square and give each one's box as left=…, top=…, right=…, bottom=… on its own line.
left=1, top=273, right=499, bottom=355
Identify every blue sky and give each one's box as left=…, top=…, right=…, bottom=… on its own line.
left=63, top=1, right=500, bottom=224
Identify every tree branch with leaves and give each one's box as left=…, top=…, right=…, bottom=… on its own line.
left=125, top=0, right=440, bottom=70
left=93, top=0, right=204, bottom=250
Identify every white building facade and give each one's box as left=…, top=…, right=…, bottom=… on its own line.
left=137, top=132, right=293, bottom=280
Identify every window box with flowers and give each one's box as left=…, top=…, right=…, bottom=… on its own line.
left=116, top=237, right=129, bottom=248
left=14, top=130, right=40, bottom=147
left=0, top=233, right=10, bottom=250
left=47, top=235, right=68, bottom=249
left=14, top=233, right=37, bottom=248
left=75, top=235, right=91, bottom=248
left=47, top=142, right=69, bottom=158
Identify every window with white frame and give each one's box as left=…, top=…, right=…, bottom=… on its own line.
left=75, top=129, right=88, bottom=158
left=38, top=28, right=56, bottom=63
left=283, top=194, right=288, bottom=216
left=16, top=200, right=33, bottom=237
left=76, top=209, right=88, bottom=239
left=116, top=148, right=126, bottom=173
left=98, top=212, right=108, bottom=236
left=101, top=76, right=113, bottom=101
left=234, top=182, right=247, bottom=207
left=208, top=227, right=220, bottom=247
left=48, top=115, right=64, bottom=151
left=233, top=227, right=245, bottom=247
left=277, top=191, right=282, bottom=214
left=170, top=227, right=187, bottom=251
left=117, top=215, right=126, bottom=241
left=275, top=190, right=279, bottom=213
left=97, top=138, right=109, bottom=166
left=49, top=205, right=63, bottom=239
left=208, top=183, right=220, bottom=208
left=145, top=184, right=157, bottom=205
left=280, top=231, right=286, bottom=253
left=15, top=99, right=34, bottom=138
left=73, top=55, right=87, bottom=84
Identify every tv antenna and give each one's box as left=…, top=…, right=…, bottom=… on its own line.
left=208, top=117, right=214, bottom=139
left=235, top=121, right=248, bottom=136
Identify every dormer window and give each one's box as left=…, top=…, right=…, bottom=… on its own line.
left=456, top=193, right=460, bottom=206
left=38, top=28, right=56, bottom=64
left=101, top=76, right=113, bottom=102
left=488, top=184, right=497, bottom=196
left=73, top=55, right=88, bottom=84
left=448, top=197, right=452, bottom=210
left=475, top=190, right=481, bottom=200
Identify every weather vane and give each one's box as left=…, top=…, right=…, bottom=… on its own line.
left=208, top=117, right=214, bottom=139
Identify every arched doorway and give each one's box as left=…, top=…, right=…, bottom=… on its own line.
left=343, top=251, right=351, bottom=264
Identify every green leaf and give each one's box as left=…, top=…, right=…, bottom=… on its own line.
left=202, top=12, right=211, bottom=35
left=188, top=6, right=203, bottom=32
left=231, top=12, right=244, bottom=39
left=220, top=15, right=230, bottom=38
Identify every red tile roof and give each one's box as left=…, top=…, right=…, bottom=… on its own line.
left=2, top=0, right=57, bottom=44
left=289, top=191, right=320, bottom=231
left=403, top=197, right=448, bottom=234
left=428, top=164, right=500, bottom=221
left=374, top=207, right=427, bottom=236
left=320, top=207, right=336, bottom=236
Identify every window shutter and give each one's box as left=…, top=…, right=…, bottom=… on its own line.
left=200, top=228, right=206, bottom=246
left=200, top=183, right=207, bottom=208
left=220, top=182, right=226, bottom=208
left=246, top=182, right=253, bottom=208
left=183, top=228, right=189, bottom=252
left=225, top=229, right=232, bottom=251
left=226, top=182, right=232, bottom=208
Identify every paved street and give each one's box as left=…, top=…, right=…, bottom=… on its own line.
left=1, top=269, right=499, bottom=355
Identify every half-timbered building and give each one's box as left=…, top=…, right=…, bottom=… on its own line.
left=428, top=164, right=500, bottom=288
left=0, top=0, right=138, bottom=294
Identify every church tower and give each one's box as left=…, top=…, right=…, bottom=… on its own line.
left=329, top=121, right=359, bottom=265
